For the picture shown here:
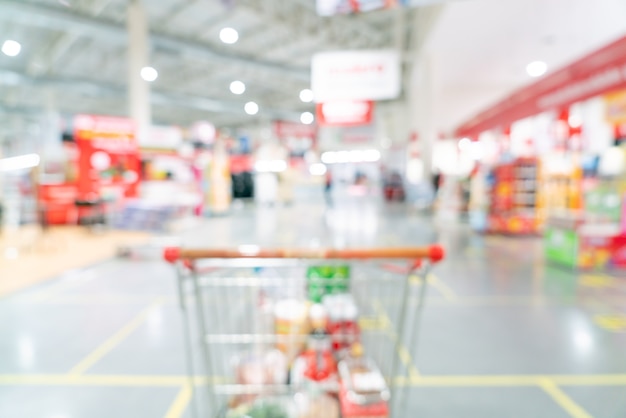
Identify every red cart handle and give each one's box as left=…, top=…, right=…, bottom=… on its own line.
left=164, top=245, right=444, bottom=264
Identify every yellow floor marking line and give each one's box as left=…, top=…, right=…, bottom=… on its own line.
left=28, top=275, right=90, bottom=303
left=68, top=299, right=164, bottom=376
left=410, top=274, right=458, bottom=302
left=372, top=300, right=421, bottom=379
left=594, top=315, right=626, bottom=332
left=1, top=373, right=626, bottom=388
left=39, top=294, right=178, bottom=305
left=164, top=382, right=193, bottom=418
left=0, top=374, right=187, bottom=387
left=423, top=295, right=547, bottom=307
left=579, top=275, right=614, bottom=288
left=540, top=379, right=593, bottom=418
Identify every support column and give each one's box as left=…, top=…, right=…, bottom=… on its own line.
left=403, top=6, right=445, bottom=185
left=127, top=0, right=151, bottom=144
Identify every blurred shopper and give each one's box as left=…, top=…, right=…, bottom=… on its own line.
left=324, top=170, right=333, bottom=207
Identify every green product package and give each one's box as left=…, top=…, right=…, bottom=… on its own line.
left=306, top=265, right=350, bottom=303
left=544, top=227, right=579, bottom=268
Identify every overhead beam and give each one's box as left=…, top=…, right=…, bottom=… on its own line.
left=0, top=69, right=302, bottom=122
left=0, top=0, right=309, bottom=81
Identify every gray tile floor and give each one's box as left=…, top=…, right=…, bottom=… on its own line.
left=1, top=193, right=626, bottom=417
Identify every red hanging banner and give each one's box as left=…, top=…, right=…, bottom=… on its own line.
left=456, top=34, right=626, bottom=138
left=74, top=114, right=140, bottom=200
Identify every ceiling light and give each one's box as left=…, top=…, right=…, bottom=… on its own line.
left=220, top=27, right=239, bottom=44
left=526, top=61, right=547, bottom=77
left=458, top=137, right=471, bottom=151
left=0, top=153, right=40, bottom=172
left=230, top=80, right=246, bottom=95
left=299, top=89, right=314, bottom=103
left=140, top=66, right=158, bottom=82
left=301, top=112, right=315, bottom=125
left=309, top=163, right=327, bottom=176
left=245, top=101, right=259, bottom=115
left=2, top=40, right=21, bottom=57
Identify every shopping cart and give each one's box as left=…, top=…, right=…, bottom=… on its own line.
left=164, top=245, right=445, bottom=418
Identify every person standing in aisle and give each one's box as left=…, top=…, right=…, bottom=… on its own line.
left=324, top=169, right=333, bottom=207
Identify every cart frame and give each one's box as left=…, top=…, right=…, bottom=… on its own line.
left=165, top=245, right=445, bottom=418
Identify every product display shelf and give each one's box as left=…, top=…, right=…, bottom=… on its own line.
left=488, top=158, right=540, bottom=235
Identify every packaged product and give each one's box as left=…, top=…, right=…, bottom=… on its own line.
left=306, top=265, right=350, bottom=303
left=338, top=344, right=389, bottom=418
left=294, top=391, right=340, bottom=418
left=231, top=350, right=288, bottom=408
left=274, top=299, right=310, bottom=363
left=226, top=397, right=297, bottom=418
left=322, top=294, right=360, bottom=353
left=290, top=304, right=338, bottom=391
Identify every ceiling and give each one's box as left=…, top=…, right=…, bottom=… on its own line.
left=2, top=0, right=626, bottom=143
left=426, top=0, right=626, bottom=133
left=0, top=0, right=409, bottom=131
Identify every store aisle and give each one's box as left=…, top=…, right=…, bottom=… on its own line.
left=0, top=199, right=625, bottom=417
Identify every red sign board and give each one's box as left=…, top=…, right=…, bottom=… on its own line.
left=274, top=120, right=318, bottom=139
left=316, top=100, right=374, bottom=126
left=74, top=114, right=140, bottom=200
left=455, top=34, right=626, bottom=138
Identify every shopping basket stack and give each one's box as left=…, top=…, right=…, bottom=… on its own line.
left=165, top=246, right=444, bottom=418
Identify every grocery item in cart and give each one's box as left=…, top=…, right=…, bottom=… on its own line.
left=290, top=304, right=338, bottom=390
left=231, top=350, right=289, bottom=408
left=294, top=391, right=340, bottom=418
left=226, top=397, right=297, bottom=418
left=306, top=265, right=350, bottom=303
left=274, top=299, right=310, bottom=363
left=338, top=343, right=389, bottom=418
left=323, top=294, right=360, bottom=353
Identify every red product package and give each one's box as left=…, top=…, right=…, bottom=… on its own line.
left=339, top=386, right=389, bottom=418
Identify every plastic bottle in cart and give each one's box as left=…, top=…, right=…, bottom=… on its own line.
left=323, top=294, right=360, bottom=354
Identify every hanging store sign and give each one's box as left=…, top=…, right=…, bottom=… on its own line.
left=74, top=114, right=140, bottom=199
left=311, top=50, right=401, bottom=102
left=274, top=120, right=318, bottom=139
left=456, top=34, right=626, bottom=138
left=316, top=0, right=447, bottom=16
left=142, top=125, right=183, bottom=150
left=316, top=100, right=374, bottom=126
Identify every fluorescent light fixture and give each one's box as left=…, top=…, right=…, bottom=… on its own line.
left=140, top=66, right=158, bottom=82
left=255, top=160, right=287, bottom=173
left=245, top=101, right=259, bottom=115
left=220, top=27, right=239, bottom=44
left=568, top=114, right=583, bottom=128
left=321, top=149, right=381, bottom=164
left=2, top=40, right=21, bottom=57
left=300, top=111, right=315, bottom=125
left=299, top=89, right=314, bottom=103
left=230, top=80, right=246, bottom=95
left=0, top=153, right=41, bottom=172
left=458, top=137, right=472, bottom=151
left=526, top=61, right=547, bottom=77
left=309, top=163, right=327, bottom=176
left=238, top=245, right=259, bottom=256
left=362, top=149, right=381, bottom=162
left=468, top=141, right=484, bottom=161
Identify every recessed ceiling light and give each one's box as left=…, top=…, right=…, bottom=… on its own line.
left=245, top=101, right=259, bottom=115
left=2, top=40, right=21, bottom=57
left=458, top=137, right=471, bottom=151
left=220, top=27, right=239, bottom=44
left=299, top=89, right=314, bottom=103
left=140, top=66, right=158, bottom=82
left=300, top=111, right=315, bottom=125
left=230, top=80, right=246, bottom=95
left=526, top=61, right=547, bottom=78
